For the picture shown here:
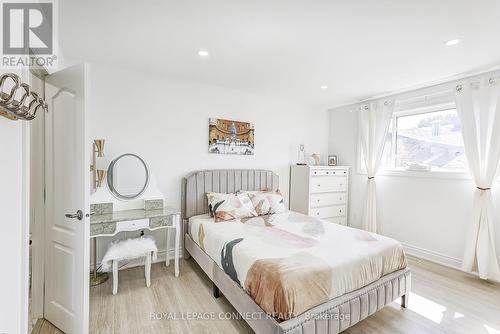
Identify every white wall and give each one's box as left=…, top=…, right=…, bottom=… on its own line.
left=88, top=62, right=329, bottom=261
left=0, top=117, right=29, bottom=334
left=328, top=105, right=500, bottom=267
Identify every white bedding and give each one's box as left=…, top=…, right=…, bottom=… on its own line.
left=188, top=211, right=407, bottom=320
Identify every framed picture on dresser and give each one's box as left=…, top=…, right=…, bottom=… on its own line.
left=328, top=155, right=338, bottom=166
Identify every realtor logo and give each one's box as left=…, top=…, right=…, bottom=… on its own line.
left=1, top=0, right=57, bottom=69
left=2, top=2, right=53, bottom=54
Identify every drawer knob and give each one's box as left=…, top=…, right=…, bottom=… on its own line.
left=340, top=184, right=343, bottom=186
left=316, top=212, right=320, bottom=215
left=318, top=184, right=321, bottom=187
left=317, top=199, right=320, bottom=202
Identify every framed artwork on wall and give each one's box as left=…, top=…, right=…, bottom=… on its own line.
left=208, top=118, right=254, bottom=155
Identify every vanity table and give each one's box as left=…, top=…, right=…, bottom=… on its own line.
left=89, top=150, right=181, bottom=286
left=90, top=206, right=181, bottom=277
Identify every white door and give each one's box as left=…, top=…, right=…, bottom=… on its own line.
left=44, top=63, right=90, bottom=334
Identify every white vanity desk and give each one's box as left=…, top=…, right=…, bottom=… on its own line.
left=90, top=207, right=181, bottom=277
left=89, top=152, right=181, bottom=286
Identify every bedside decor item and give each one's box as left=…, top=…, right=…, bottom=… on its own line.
left=0, top=72, right=47, bottom=121
left=297, top=144, right=306, bottom=165
left=328, top=155, right=338, bottom=166
left=90, top=139, right=107, bottom=190
left=311, top=153, right=321, bottom=166
left=208, top=118, right=254, bottom=155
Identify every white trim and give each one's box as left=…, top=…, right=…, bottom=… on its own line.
left=356, top=168, right=472, bottom=180
left=327, top=66, right=500, bottom=111
left=393, top=101, right=456, bottom=117
left=30, top=72, right=46, bottom=320
left=19, top=68, right=33, bottom=334
left=402, top=243, right=500, bottom=283
left=21, top=118, right=30, bottom=334
left=403, top=243, right=462, bottom=270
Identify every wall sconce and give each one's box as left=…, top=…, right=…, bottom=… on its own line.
left=90, top=139, right=106, bottom=189
left=96, top=169, right=106, bottom=188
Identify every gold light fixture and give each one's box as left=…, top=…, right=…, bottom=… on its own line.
left=90, top=139, right=106, bottom=189
left=96, top=169, right=107, bottom=188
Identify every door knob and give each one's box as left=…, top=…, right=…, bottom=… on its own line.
left=65, top=210, right=83, bottom=220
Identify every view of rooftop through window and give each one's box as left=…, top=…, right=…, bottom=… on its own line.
left=380, top=108, right=467, bottom=171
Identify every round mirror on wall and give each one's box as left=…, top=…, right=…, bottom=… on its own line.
left=106, top=153, right=150, bottom=201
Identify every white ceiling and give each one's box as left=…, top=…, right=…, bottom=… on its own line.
left=60, top=0, right=500, bottom=108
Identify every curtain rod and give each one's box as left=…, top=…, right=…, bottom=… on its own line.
left=456, top=76, right=500, bottom=92
left=328, top=64, right=500, bottom=111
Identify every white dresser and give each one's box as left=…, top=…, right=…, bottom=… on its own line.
left=289, top=165, right=350, bottom=225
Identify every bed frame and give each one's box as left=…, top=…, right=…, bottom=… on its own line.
left=182, top=169, right=411, bottom=334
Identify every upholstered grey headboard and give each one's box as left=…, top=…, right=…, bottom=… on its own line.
left=182, top=169, right=280, bottom=221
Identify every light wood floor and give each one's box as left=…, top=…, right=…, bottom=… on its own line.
left=32, top=318, right=63, bottom=334
left=37, top=256, right=500, bottom=334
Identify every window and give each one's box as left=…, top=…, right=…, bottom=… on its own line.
left=380, top=106, right=467, bottom=172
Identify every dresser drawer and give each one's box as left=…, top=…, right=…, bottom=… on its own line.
left=310, top=176, right=347, bottom=193
left=309, top=205, right=345, bottom=219
left=149, top=216, right=174, bottom=228
left=90, top=222, right=116, bottom=236
left=116, top=219, right=149, bottom=231
left=310, top=193, right=346, bottom=208
left=323, top=217, right=347, bottom=225
left=310, top=169, right=348, bottom=177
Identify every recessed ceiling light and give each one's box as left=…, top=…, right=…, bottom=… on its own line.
left=320, top=85, right=328, bottom=90
left=445, top=39, right=460, bottom=46
left=198, top=49, right=209, bottom=57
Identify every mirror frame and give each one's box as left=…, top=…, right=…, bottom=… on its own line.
left=106, top=153, right=150, bottom=201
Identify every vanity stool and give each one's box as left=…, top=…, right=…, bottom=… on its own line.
left=101, top=236, right=158, bottom=295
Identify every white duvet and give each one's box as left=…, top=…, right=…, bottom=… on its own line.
left=189, top=211, right=407, bottom=320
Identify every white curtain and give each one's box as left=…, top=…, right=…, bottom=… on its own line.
left=455, top=76, right=500, bottom=280
left=359, top=100, right=395, bottom=233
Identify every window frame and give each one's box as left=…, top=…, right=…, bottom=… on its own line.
left=357, top=101, right=472, bottom=180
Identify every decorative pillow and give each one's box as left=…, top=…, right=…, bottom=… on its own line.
left=206, top=192, right=257, bottom=222
left=248, top=191, right=287, bottom=216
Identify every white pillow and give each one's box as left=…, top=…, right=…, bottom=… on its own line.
left=248, top=191, right=287, bottom=216
left=206, top=192, right=257, bottom=222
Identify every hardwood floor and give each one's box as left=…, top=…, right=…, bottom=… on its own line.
left=32, top=318, right=63, bottom=334
left=38, top=256, right=500, bottom=334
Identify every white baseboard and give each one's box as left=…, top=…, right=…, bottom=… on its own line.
left=402, top=243, right=462, bottom=270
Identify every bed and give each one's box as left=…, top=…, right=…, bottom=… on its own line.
left=182, top=169, right=410, bottom=334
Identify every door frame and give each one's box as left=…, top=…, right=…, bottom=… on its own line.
left=17, top=67, right=32, bottom=334
left=29, top=67, right=49, bottom=321
left=26, top=64, right=91, bottom=333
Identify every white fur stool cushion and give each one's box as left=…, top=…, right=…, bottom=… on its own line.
left=102, top=236, right=158, bottom=294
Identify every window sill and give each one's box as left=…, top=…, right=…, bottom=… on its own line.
left=356, top=168, right=472, bottom=180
